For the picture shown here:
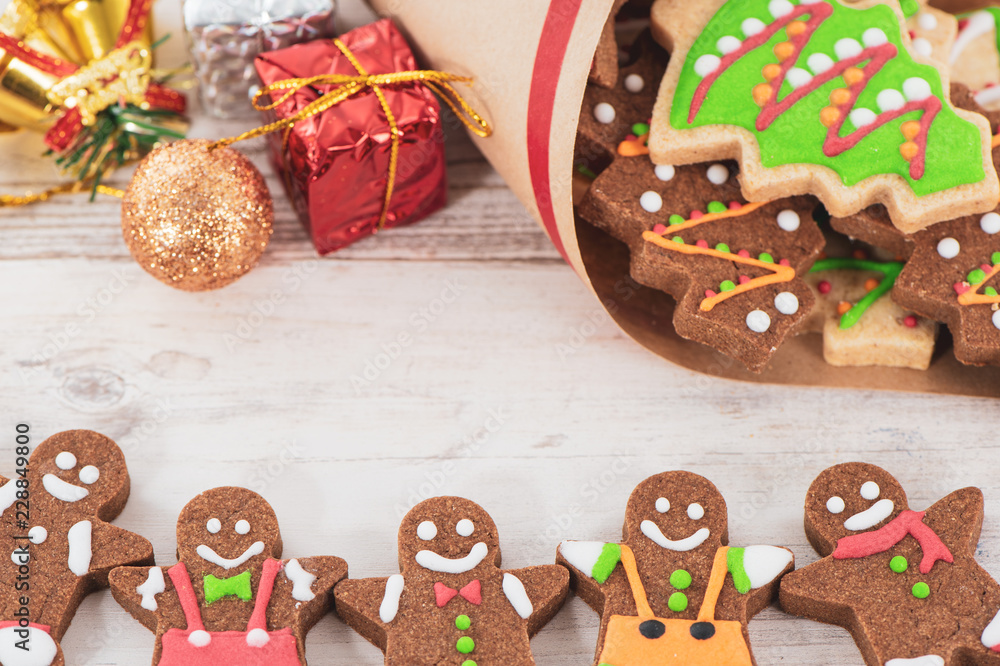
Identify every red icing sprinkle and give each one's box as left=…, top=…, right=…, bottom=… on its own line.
left=739, top=275, right=751, bottom=285
left=983, top=264, right=993, bottom=272
left=818, top=280, right=832, bottom=295
left=652, top=224, right=667, bottom=234
left=729, top=201, right=742, bottom=210
left=959, top=19, right=970, bottom=30
left=737, top=249, right=750, bottom=258
left=954, top=282, right=971, bottom=295
left=903, top=315, right=918, bottom=328
left=705, top=289, right=717, bottom=298
left=779, top=258, right=790, bottom=266
left=690, top=210, right=704, bottom=219
left=696, top=239, right=709, bottom=248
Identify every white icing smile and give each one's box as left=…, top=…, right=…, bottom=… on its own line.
left=42, top=474, right=89, bottom=502
left=415, top=541, right=488, bottom=573
left=844, top=499, right=894, bottom=531
left=197, top=541, right=265, bottom=569
left=640, top=520, right=711, bottom=551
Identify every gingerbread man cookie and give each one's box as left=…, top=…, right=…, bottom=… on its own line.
left=648, top=0, right=999, bottom=232
left=108, top=487, right=347, bottom=665
left=780, top=462, right=1000, bottom=665
left=0, top=429, right=153, bottom=666
left=334, top=496, right=569, bottom=664
left=557, top=471, right=793, bottom=665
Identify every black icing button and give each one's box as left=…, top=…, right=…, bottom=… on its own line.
left=690, top=621, right=716, bottom=640
left=639, top=619, right=666, bottom=639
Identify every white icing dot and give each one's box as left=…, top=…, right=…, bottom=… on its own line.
left=235, top=519, right=250, bottom=535
left=746, top=310, right=771, bottom=333
left=593, top=102, right=616, bottom=124
left=777, top=209, right=800, bottom=231
left=695, top=54, right=722, bottom=77
left=28, top=526, right=47, bottom=544
left=769, top=0, right=795, bottom=18
left=786, top=67, right=813, bottom=89
left=937, top=237, right=961, bottom=259
left=860, top=481, right=880, bottom=500
left=246, top=627, right=270, bottom=647
left=55, top=452, right=76, bottom=470
left=903, top=77, right=931, bottom=101
left=807, top=53, right=834, bottom=74
left=456, top=519, right=474, bottom=536
left=913, top=37, right=932, bottom=57
left=717, top=35, right=742, bottom=55
left=981, top=212, right=1000, bottom=234
left=188, top=630, right=211, bottom=647
left=687, top=503, right=705, bottom=520
left=654, top=164, right=676, bottom=182
left=918, top=12, right=938, bottom=31
left=640, top=191, right=663, bottom=213
left=849, top=108, right=877, bottom=127
left=655, top=497, right=670, bottom=513
left=877, top=89, right=906, bottom=112
left=993, top=310, right=1000, bottom=331
left=862, top=28, right=888, bottom=47
left=417, top=520, right=437, bottom=540
left=826, top=496, right=846, bottom=514
left=79, top=465, right=99, bottom=485
left=707, top=163, right=729, bottom=185
left=742, top=18, right=767, bottom=37
left=774, top=292, right=800, bottom=315
left=835, top=38, right=863, bottom=60
left=206, top=518, right=221, bottom=534
left=624, top=74, right=644, bottom=93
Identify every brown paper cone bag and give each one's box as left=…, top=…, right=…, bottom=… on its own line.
left=366, top=0, right=1000, bottom=398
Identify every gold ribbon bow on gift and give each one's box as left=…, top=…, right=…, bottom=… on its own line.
left=212, top=37, right=493, bottom=231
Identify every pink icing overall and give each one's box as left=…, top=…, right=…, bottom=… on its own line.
left=159, top=558, right=300, bottom=666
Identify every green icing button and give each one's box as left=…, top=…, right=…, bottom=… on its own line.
left=707, top=201, right=727, bottom=214
left=715, top=243, right=729, bottom=253
left=455, top=614, right=471, bottom=631
left=457, top=636, right=475, bottom=654
left=668, top=591, right=689, bottom=612
left=969, top=269, right=987, bottom=285
left=669, top=214, right=685, bottom=226
left=670, top=569, right=692, bottom=590
left=912, top=582, right=930, bottom=599
left=889, top=556, right=907, bottom=573
left=462, top=662, right=477, bottom=666
left=720, top=280, right=736, bottom=292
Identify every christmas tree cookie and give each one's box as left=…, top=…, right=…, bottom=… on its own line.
left=648, top=0, right=999, bottom=233
left=950, top=7, right=1000, bottom=111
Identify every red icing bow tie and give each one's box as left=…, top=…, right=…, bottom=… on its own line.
left=434, top=580, right=481, bottom=607
left=832, top=509, right=953, bottom=573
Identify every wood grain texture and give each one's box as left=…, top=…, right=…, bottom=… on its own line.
left=0, top=1, right=998, bottom=664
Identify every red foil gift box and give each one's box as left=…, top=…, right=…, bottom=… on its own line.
left=254, top=19, right=447, bottom=254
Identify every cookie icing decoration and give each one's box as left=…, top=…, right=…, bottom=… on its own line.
left=558, top=471, right=793, bottom=666
left=809, top=257, right=904, bottom=329
left=780, top=462, right=1000, bottom=665
left=334, top=496, right=568, bottom=665
left=650, top=0, right=999, bottom=232
left=109, top=487, right=347, bottom=666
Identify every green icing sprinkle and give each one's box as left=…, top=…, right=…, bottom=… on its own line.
left=670, top=569, right=693, bottom=590
left=809, top=258, right=905, bottom=329
left=672, top=0, right=986, bottom=196
left=575, top=164, right=597, bottom=180
left=457, top=636, right=475, bottom=654
left=632, top=122, right=650, bottom=136
left=455, top=614, right=471, bottom=631
left=900, top=0, right=919, bottom=18
left=668, top=591, right=689, bottom=612
left=912, top=582, right=930, bottom=599
left=969, top=268, right=987, bottom=285
left=716, top=242, right=730, bottom=252
left=672, top=236, right=685, bottom=244
left=707, top=200, right=727, bottom=213
left=462, top=662, right=477, bottom=666
left=992, top=252, right=1000, bottom=266
left=669, top=214, right=685, bottom=225
left=889, top=556, right=908, bottom=573
left=987, top=287, right=999, bottom=297
left=727, top=547, right=752, bottom=594
left=592, top=543, right=622, bottom=584
left=758, top=252, right=774, bottom=264
left=720, top=280, right=737, bottom=292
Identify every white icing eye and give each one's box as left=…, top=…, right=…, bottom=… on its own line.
left=79, top=465, right=99, bottom=484
left=655, top=497, right=670, bottom=513
left=235, top=520, right=251, bottom=535
left=860, top=481, right=880, bottom=500
left=456, top=519, right=474, bottom=537
left=28, top=526, right=47, bottom=544
left=417, top=520, right=437, bottom=541
left=206, top=518, right=221, bottom=534
left=55, top=452, right=76, bottom=470
left=687, top=503, right=705, bottom=520
left=827, top=496, right=846, bottom=514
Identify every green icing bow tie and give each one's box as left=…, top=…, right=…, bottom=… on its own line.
left=203, top=570, right=252, bottom=604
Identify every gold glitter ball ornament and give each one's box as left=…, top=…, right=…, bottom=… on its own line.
left=121, top=139, right=274, bottom=292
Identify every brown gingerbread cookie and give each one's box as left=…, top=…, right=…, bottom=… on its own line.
left=579, top=156, right=825, bottom=371
left=780, top=462, right=1000, bottom=665
left=589, top=0, right=629, bottom=89
left=0, top=429, right=153, bottom=666
left=557, top=471, right=793, bottom=666
left=108, top=487, right=347, bottom=665
left=334, top=496, right=568, bottom=665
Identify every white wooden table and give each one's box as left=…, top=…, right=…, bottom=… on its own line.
left=1, top=1, right=999, bottom=664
